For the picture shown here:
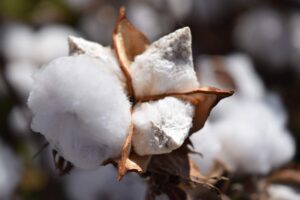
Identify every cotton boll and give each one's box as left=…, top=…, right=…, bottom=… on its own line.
left=66, top=166, right=147, bottom=200
left=28, top=55, right=131, bottom=169
left=5, top=61, right=38, bottom=99
left=189, top=122, right=221, bottom=175
left=8, top=106, right=31, bottom=136
left=2, top=24, right=35, bottom=61
left=33, top=25, right=79, bottom=64
left=268, top=184, right=300, bottom=200
left=131, top=27, right=199, bottom=97
left=68, top=36, right=126, bottom=86
left=0, top=141, right=22, bottom=200
left=213, top=99, right=295, bottom=174
left=132, top=97, right=194, bottom=155
left=234, top=8, right=290, bottom=68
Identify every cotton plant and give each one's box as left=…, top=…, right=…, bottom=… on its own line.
left=192, top=54, right=295, bottom=175
left=28, top=7, right=233, bottom=199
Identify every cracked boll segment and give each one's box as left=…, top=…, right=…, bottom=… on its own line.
left=132, top=97, right=194, bottom=155
left=28, top=55, right=131, bottom=169
left=68, top=36, right=126, bottom=89
left=131, top=27, right=199, bottom=97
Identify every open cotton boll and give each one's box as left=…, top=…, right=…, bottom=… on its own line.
left=2, top=24, right=35, bottom=61
left=5, top=61, right=37, bottom=99
left=68, top=36, right=126, bottom=87
left=28, top=55, right=131, bottom=169
left=268, top=184, right=300, bottom=200
left=66, top=166, right=147, bottom=200
left=132, top=97, right=194, bottom=155
left=189, top=122, right=221, bottom=175
left=33, top=25, right=79, bottom=64
left=0, top=140, right=22, bottom=200
left=213, top=99, right=295, bottom=174
left=131, top=27, right=199, bottom=97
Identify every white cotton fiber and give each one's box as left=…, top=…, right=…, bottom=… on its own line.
left=0, top=140, right=22, bottom=200
left=66, top=165, right=147, bottom=200
left=268, top=184, right=300, bottom=200
left=213, top=98, right=295, bottom=174
left=28, top=55, right=131, bottom=169
left=132, top=97, right=194, bottom=155
left=189, top=122, right=221, bottom=175
left=131, top=27, right=199, bottom=97
left=5, top=61, right=37, bottom=99
left=68, top=36, right=126, bottom=86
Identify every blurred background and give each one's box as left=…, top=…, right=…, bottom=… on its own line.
left=0, top=0, right=299, bottom=199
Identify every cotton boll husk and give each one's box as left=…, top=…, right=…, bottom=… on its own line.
left=65, top=165, right=147, bottom=200
left=5, top=61, right=37, bottom=99
left=132, top=97, right=194, bottom=155
left=212, top=98, right=295, bottom=174
left=189, top=122, right=221, bottom=175
left=28, top=55, right=131, bottom=169
left=68, top=36, right=126, bottom=87
left=131, top=27, right=199, bottom=97
left=33, top=25, right=79, bottom=64
left=268, top=184, right=300, bottom=200
left=0, top=140, right=22, bottom=200
left=2, top=24, right=35, bottom=61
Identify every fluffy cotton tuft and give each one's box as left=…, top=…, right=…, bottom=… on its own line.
left=68, top=36, right=126, bottom=87
left=132, top=97, right=194, bottom=155
left=131, top=27, right=199, bottom=97
left=28, top=55, right=131, bottom=169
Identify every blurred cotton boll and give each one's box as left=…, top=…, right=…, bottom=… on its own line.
left=2, top=24, right=35, bottom=61
left=195, top=53, right=295, bottom=174
left=0, top=140, right=22, bottom=200
left=28, top=55, right=131, bottom=169
left=33, top=25, right=79, bottom=65
left=5, top=61, right=37, bottom=99
left=127, top=2, right=172, bottom=41
left=213, top=98, right=295, bottom=174
left=268, top=184, right=300, bottom=200
left=66, top=166, right=147, bottom=200
left=197, top=54, right=265, bottom=100
left=79, top=5, right=117, bottom=45
left=234, top=8, right=291, bottom=68
left=189, top=122, right=221, bottom=175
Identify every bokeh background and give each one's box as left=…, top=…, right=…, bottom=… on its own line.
left=0, top=0, right=299, bottom=199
